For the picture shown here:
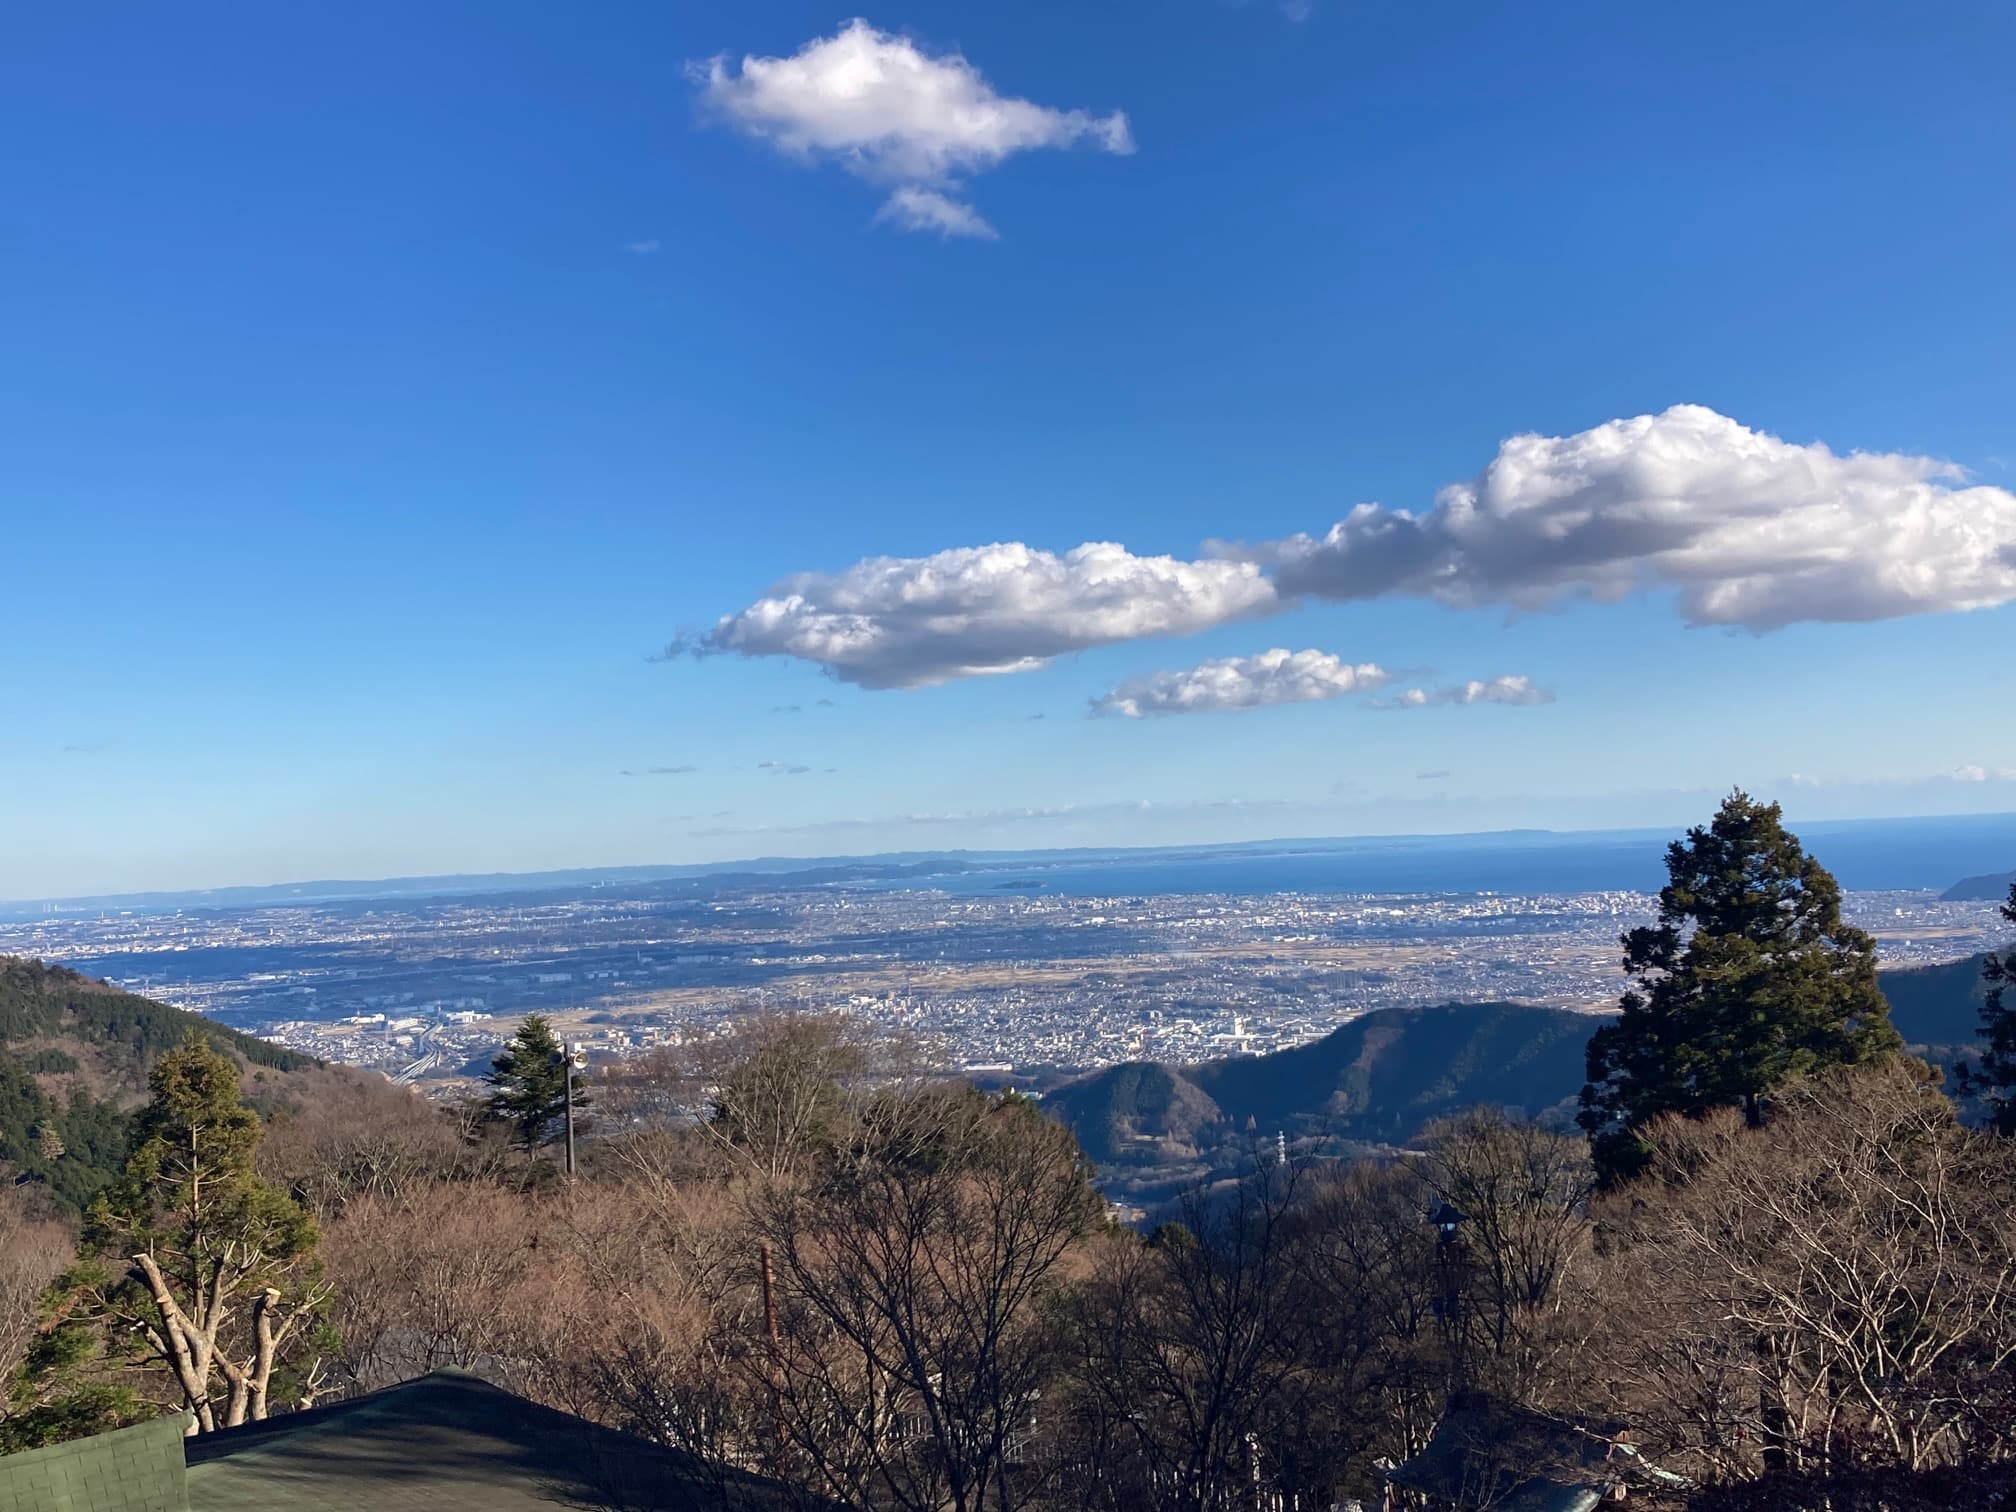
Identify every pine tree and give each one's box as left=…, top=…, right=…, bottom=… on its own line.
left=1960, top=881, right=2016, bottom=1134
left=9, top=1035, right=331, bottom=1442
left=1579, top=791, right=1901, bottom=1184
left=483, top=1014, right=586, bottom=1151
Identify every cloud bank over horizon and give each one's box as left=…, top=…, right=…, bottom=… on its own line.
left=673, top=407, right=2016, bottom=698
left=693, top=18, right=1133, bottom=239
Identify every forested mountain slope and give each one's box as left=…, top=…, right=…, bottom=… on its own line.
left=1050, top=948, right=2014, bottom=1169
left=0, top=956, right=316, bottom=1213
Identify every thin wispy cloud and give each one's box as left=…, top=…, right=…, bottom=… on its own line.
left=757, top=760, right=813, bottom=775
left=877, top=186, right=999, bottom=240
left=692, top=18, right=1133, bottom=239
left=622, top=764, right=700, bottom=776
left=1091, top=648, right=1387, bottom=718
left=1417, top=769, right=1452, bottom=780
left=687, top=796, right=1293, bottom=841
left=1374, top=676, right=1553, bottom=710
left=624, top=239, right=662, bottom=255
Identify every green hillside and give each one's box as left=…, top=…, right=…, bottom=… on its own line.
left=1193, top=1000, right=1596, bottom=1140
left=1049, top=952, right=2011, bottom=1179
left=1046, top=1001, right=1599, bottom=1170
left=1043, top=1061, right=1222, bottom=1163
left=1881, top=952, right=1994, bottom=1052
left=0, top=956, right=317, bottom=1213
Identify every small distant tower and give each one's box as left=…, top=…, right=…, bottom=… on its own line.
left=1276, top=1130, right=1286, bottom=1167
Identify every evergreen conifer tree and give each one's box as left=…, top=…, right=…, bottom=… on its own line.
left=1960, top=881, right=2016, bottom=1134
left=1579, top=791, right=1900, bottom=1184
left=8, top=1035, right=330, bottom=1444
left=483, top=1013, right=586, bottom=1150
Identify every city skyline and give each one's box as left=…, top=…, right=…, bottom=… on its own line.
left=6, top=2, right=2014, bottom=897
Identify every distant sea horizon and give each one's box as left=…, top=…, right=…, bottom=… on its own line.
left=10, top=810, right=2016, bottom=918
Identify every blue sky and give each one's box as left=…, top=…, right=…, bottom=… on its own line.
left=4, top=0, right=2013, bottom=898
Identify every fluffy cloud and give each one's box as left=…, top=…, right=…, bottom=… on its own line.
left=1090, top=648, right=1387, bottom=718
left=1375, top=675, right=1552, bottom=710
left=676, top=408, right=2016, bottom=695
left=1252, top=406, right=2016, bottom=629
left=1951, top=763, right=2016, bottom=783
left=693, top=19, right=1132, bottom=237
left=685, top=541, right=1277, bottom=689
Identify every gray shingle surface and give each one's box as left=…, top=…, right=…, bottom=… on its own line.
left=0, top=1412, right=193, bottom=1512
left=182, top=1369, right=794, bottom=1510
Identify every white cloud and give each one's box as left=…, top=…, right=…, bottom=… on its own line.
left=1376, top=675, right=1553, bottom=710
left=1951, top=763, right=2016, bottom=783
left=676, top=408, right=2016, bottom=696
left=876, top=185, right=998, bottom=240
left=692, top=19, right=1133, bottom=236
left=1249, top=405, right=2016, bottom=630
left=1091, top=648, right=1387, bottom=718
left=624, top=239, right=661, bottom=255
left=685, top=541, right=1277, bottom=689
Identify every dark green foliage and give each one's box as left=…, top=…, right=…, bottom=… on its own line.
left=0, top=1050, right=126, bottom=1214
left=1881, top=951, right=1996, bottom=1049
left=483, top=1014, right=586, bottom=1150
left=1197, top=1001, right=1593, bottom=1137
left=1, top=1255, right=149, bottom=1451
left=0, top=956, right=315, bottom=1075
left=1043, top=1061, right=1221, bottom=1162
left=16, top=1037, right=330, bottom=1438
left=1580, top=791, right=1901, bottom=1184
left=1046, top=1002, right=1595, bottom=1163
left=0, top=957, right=316, bottom=1216
left=1957, top=883, right=2016, bottom=1134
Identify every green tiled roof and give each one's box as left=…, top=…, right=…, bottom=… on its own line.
left=0, top=1412, right=193, bottom=1512
left=182, top=1369, right=795, bottom=1510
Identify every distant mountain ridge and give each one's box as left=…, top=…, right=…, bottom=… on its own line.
left=1943, top=870, right=2016, bottom=902
left=1047, top=953, right=2014, bottom=1165
left=20, top=809, right=2016, bottom=917
left=1046, top=1002, right=1597, bottom=1162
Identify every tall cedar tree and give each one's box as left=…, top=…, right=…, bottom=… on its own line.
left=1579, top=791, right=1900, bottom=1184
left=10, top=1036, right=330, bottom=1443
left=484, top=1014, right=586, bottom=1150
left=1962, top=881, right=2016, bottom=1133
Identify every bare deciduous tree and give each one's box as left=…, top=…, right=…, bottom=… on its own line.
left=756, top=1086, right=1101, bottom=1512
left=1592, top=1060, right=2016, bottom=1482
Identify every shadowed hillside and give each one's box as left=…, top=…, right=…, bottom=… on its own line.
left=1942, top=871, right=2016, bottom=902
left=1051, top=949, right=2016, bottom=1186
left=1046, top=1001, right=1599, bottom=1177
left=0, top=956, right=318, bottom=1213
